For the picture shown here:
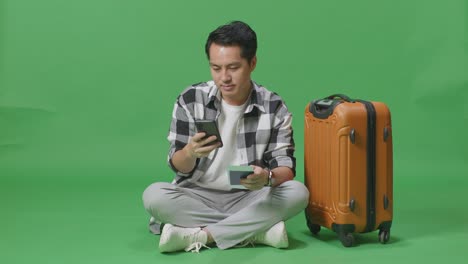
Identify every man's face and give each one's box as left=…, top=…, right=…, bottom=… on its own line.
left=208, top=43, right=256, bottom=106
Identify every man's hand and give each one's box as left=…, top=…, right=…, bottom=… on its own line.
left=184, top=132, right=222, bottom=159
left=172, top=132, right=222, bottom=174
left=240, top=165, right=268, bottom=190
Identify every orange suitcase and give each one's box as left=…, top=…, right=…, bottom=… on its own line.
left=304, top=94, right=393, bottom=247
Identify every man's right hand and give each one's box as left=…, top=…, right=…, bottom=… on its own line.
left=171, top=132, right=221, bottom=174
left=184, top=132, right=221, bottom=159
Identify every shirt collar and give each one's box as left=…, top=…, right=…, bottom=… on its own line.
left=206, top=81, right=266, bottom=114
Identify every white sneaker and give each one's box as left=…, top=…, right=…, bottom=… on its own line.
left=250, top=221, right=289, bottom=248
left=159, top=224, right=210, bottom=253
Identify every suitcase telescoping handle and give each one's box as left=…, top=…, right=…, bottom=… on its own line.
left=310, top=94, right=355, bottom=119
left=326, top=94, right=355, bottom=103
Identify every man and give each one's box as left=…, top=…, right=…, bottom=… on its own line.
left=142, top=21, right=309, bottom=253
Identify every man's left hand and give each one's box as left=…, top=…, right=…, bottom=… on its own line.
left=240, top=165, right=268, bottom=190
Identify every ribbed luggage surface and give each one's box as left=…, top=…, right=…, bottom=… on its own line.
left=304, top=94, right=393, bottom=247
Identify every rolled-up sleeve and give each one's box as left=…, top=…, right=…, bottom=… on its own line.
left=167, top=95, right=195, bottom=176
left=264, top=101, right=296, bottom=175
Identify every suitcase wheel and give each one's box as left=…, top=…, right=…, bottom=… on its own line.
left=338, top=232, right=355, bottom=247
left=378, top=229, right=390, bottom=244
left=304, top=209, right=321, bottom=235
left=308, top=223, right=321, bottom=235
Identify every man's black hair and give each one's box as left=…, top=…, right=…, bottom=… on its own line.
left=205, top=21, right=257, bottom=63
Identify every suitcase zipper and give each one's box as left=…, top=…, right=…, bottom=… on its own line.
left=358, top=100, right=377, bottom=232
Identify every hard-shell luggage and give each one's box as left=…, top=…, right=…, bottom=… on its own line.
left=304, top=94, right=393, bottom=247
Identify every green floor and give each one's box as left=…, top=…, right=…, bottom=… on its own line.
left=1, top=0, right=467, bottom=263
left=2, top=156, right=466, bottom=264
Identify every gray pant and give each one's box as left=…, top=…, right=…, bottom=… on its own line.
left=142, top=180, right=309, bottom=249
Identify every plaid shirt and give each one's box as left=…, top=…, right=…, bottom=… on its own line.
left=167, top=80, right=296, bottom=186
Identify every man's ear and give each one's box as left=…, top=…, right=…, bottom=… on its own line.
left=250, top=56, right=257, bottom=71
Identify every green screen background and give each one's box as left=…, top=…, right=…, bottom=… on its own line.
left=1, top=0, right=467, bottom=263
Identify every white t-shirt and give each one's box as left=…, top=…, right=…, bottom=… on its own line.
left=195, top=99, right=248, bottom=190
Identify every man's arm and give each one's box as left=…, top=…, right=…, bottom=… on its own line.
left=171, top=133, right=221, bottom=174
left=262, top=95, right=296, bottom=185
left=167, top=85, right=221, bottom=176
left=240, top=165, right=294, bottom=190
left=269, top=166, right=294, bottom=187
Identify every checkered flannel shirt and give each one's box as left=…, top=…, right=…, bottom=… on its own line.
left=167, top=80, right=296, bottom=186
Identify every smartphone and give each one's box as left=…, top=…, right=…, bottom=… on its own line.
left=194, top=120, right=223, bottom=147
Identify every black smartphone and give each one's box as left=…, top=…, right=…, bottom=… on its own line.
left=194, top=120, right=223, bottom=147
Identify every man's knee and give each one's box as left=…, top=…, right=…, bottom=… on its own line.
left=142, top=182, right=174, bottom=212
left=278, top=180, right=310, bottom=211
